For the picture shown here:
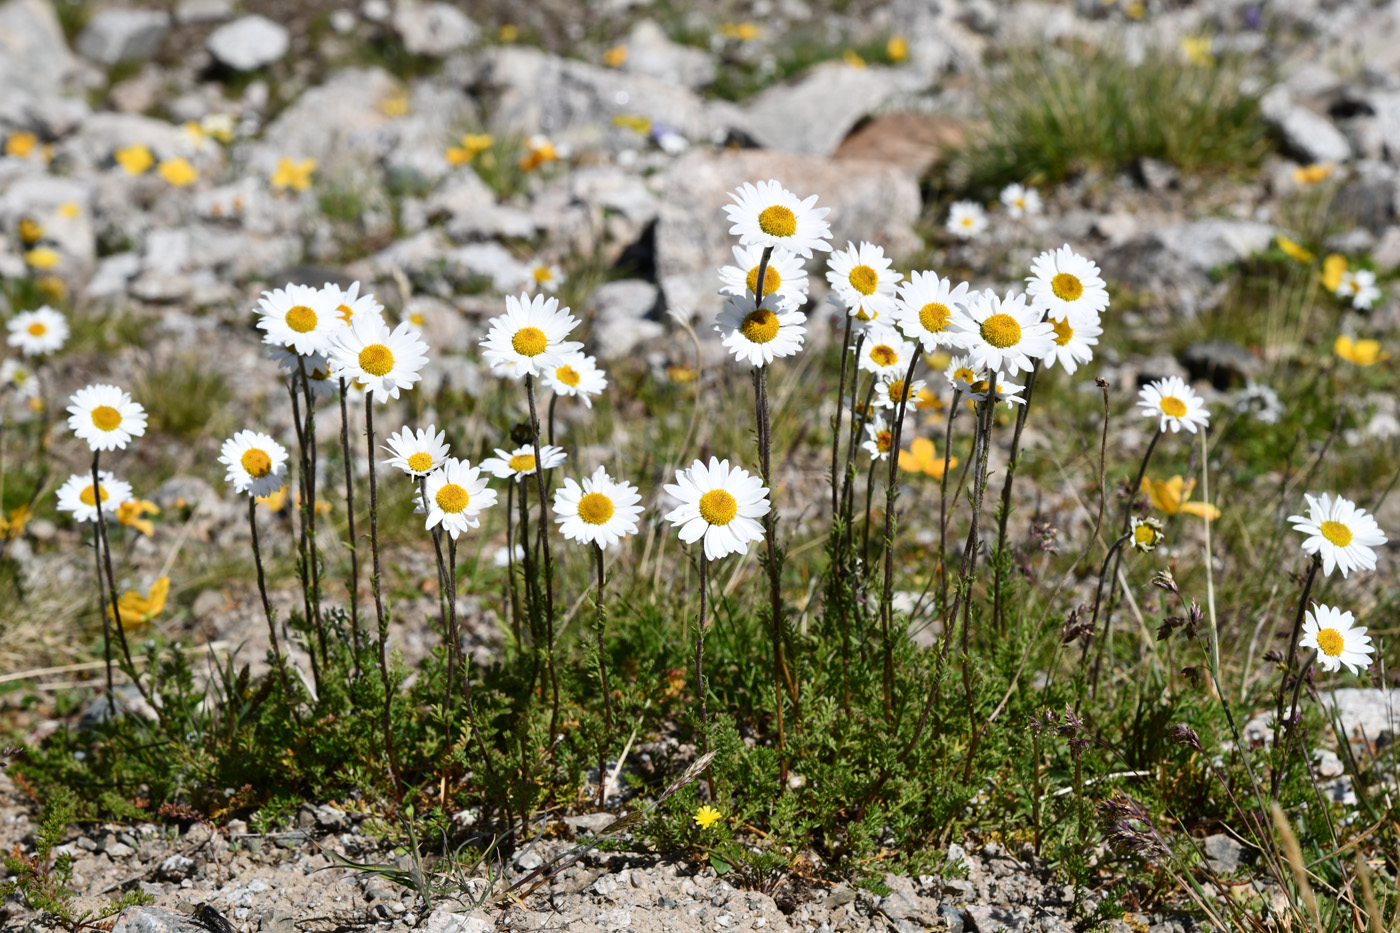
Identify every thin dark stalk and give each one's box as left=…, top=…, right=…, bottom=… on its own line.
left=861, top=458, right=878, bottom=567
left=831, top=312, right=854, bottom=518
left=878, top=353, right=921, bottom=721
left=249, top=498, right=304, bottom=729
left=339, top=379, right=361, bottom=675
left=938, top=389, right=962, bottom=613
left=958, top=393, right=998, bottom=782
left=753, top=363, right=787, bottom=787
left=839, top=336, right=868, bottom=525
left=992, top=365, right=1038, bottom=629
left=694, top=554, right=711, bottom=795
left=296, top=358, right=326, bottom=666
left=365, top=397, right=404, bottom=800
left=1271, top=556, right=1321, bottom=798
left=423, top=476, right=455, bottom=755
left=594, top=544, right=613, bottom=809
left=547, top=392, right=559, bottom=448
left=286, top=381, right=320, bottom=695
left=505, top=482, right=522, bottom=649
left=524, top=374, right=561, bottom=744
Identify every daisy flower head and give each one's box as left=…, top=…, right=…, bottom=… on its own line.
left=862, top=413, right=894, bottom=461
left=423, top=459, right=497, bottom=539
left=1301, top=604, right=1373, bottom=674
left=1138, top=376, right=1210, bottom=434
left=7, top=305, right=68, bottom=357
left=825, top=241, right=901, bottom=317
left=873, top=373, right=926, bottom=411
left=855, top=324, right=916, bottom=378
left=383, top=424, right=450, bottom=478
left=664, top=457, right=770, bottom=561
left=950, top=289, right=1054, bottom=377
left=1042, top=311, right=1102, bottom=375
left=1336, top=269, right=1381, bottom=310
left=724, top=179, right=832, bottom=258
left=718, top=244, right=808, bottom=310
left=1026, top=245, right=1110, bottom=327
left=526, top=261, right=565, bottom=293
left=56, top=471, right=133, bottom=523
left=67, top=383, right=147, bottom=451
left=255, top=282, right=341, bottom=357
left=837, top=292, right=888, bottom=333
left=480, top=444, right=567, bottom=481
left=946, top=200, right=987, bottom=239
left=1130, top=516, right=1165, bottom=553
left=327, top=314, right=429, bottom=403
left=1288, top=493, right=1387, bottom=578
left=1, top=359, right=39, bottom=399
left=219, top=430, right=290, bottom=498
left=944, top=354, right=981, bottom=392
left=966, top=372, right=1026, bottom=407
left=269, top=346, right=338, bottom=401
left=893, top=270, right=971, bottom=352
left=553, top=465, right=645, bottom=550
left=480, top=292, right=583, bottom=379
left=715, top=291, right=807, bottom=367
left=999, top=183, right=1042, bottom=219
left=544, top=351, right=607, bottom=407
left=322, top=280, right=385, bottom=328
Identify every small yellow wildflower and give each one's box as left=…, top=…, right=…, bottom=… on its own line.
left=519, top=135, right=558, bottom=171
left=1334, top=335, right=1388, bottom=366
left=694, top=806, right=722, bottom=830
left=108, top=576, right=170, bottom=629
left=59, top=201, right=80, bottom=218
left=1142, top=476, right=1221, bottom=520
left=1276, top=236, right=1313, bottom=264
left=720, top=22, right=761, bottom=41
left=182, top=121, right=206, bottom=146
left=36, top=276, right=67, bottom=302
left=23, top=247, right=59, bottom=270
left=612, top=114, right=652, bottom=135
left=380, top=90, right=411, bottom=117
left=271, top=156, right=317, bottom=192
left=603, top=45, right=628, bottom=67
left=116, top=499, right=161, bottom=537
left=114, top=143, right=155, bottom=175
left=201, top=113, right=235, bottom=143
left=887, top=35, right=908, bottom=62
left=5, top=131, right=38, bottom=158
left=446, top=133, right=493, bottom=165
left=1321, top=253, right=1348, bottom=292
left=18, top=218, right=43, bottom=244
left=158, top=157, right=199, bottom=187
left=899, top=437, right=958, bottom=479
left=1180, top=36, right=1215, bottom=66
left=0, top=504, right=32, bottom=540
left=1124, top=1, right=1146, bottom=20
left=842, top=49, right=866, bottom=68
left=1293, top=163, right=1334, bottom=185
left=913, top=386, right=944, bottom=412
left=667, top=364, right=698, bottom=384
left=257, top=484, right=290, bottom=512
left=498, top=23, right=518, bottom=41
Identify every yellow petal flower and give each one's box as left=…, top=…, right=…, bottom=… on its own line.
left=18, top=217, right=43, bottom=244
left=1293, top=163, right=1334, bottom=185
left=887, top=35, right=908, bottom=62
left=1334, top=335, right=1388, bottom=366
left=158, top=157, right=198, bottom=187
left=898, top=437, right=958, bottom=479
left=1321, top=253, right=1348, bottom=292
left=114, top=144, right=155, bottom=175
left=1142, top=475, right=1219, bottom=519
left=270, top=156, right=317, bottom=192
left=23, top=247, right=60, bottom=270
left=694, top=805, right=722, bottom=829
left=116, top=499, right=160, bottom=537
left=720, top=22, right=761, bottom=40
left=603, top=45, right=628, bottom=67
left=108, top=576, right=170, bottom=629
left=1276, top=236, right=1313, bottom=264
left=5, top=131, right=38, bottom=158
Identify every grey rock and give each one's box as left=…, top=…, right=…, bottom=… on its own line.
left=1331, top=159, right=1397, bottom=234
left=742, top=62, right=900, bottom=157
left=1268, top=101, right=1352, bottom=165
left=562, top=812, right=615, bottom=834
left=1373, top=226, right=1400, bottom=269
left=1181, top=340, right=1260, bottom=389
left=622, top=20, right=715, bottom=90
left=963, top=904, right=1026, bottom=932
left=255, top=907, right=295, bottom=933
left=1202, top=833, right=1246, bottom=873
left=112, top=907, right=210, bottom=933
left=77, top=9, right=169, bottom=65
left=941, top=903, right=966, bottom=933
left=313, top=804, right=349, bottom=831
left=156, top=854, right=196, bottom=881
left=86, top=252, right=141, bottom=300
left=430, top=171, right=534, bottom=240
left=175, top=0, right=234, bottom=25
left=422, top=909, right=492, bottom=933
left=1100, top=219, right=1275, bottom=315
left=56, top=111, right=187, bottom=172
left=206, top=15, right=289, bottom=71
left=392, top=0, right=478, bottom=57
left=589, top=279, right=664, bottom=359
left=0, top=0, right=77, bottom=99
left=1136, top=157, right=1180, bottom=192
left=514, top=848, right=543, bottom=870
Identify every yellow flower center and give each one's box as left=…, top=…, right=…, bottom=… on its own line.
left=886, top=379, right=908, bottom=402
left=918, top=302, right=950, bottom=333
left=876, top=430, right=892, bottom=452
left=337, top=303, right=354, bottom=323
left=80, top=484, right=110, bottom=506
left=870, top=344, right=898, bottom=367
left=533, top=265, right=554, bottom=284
left=1320, top=521, right=1353, bottom=547
left=971, top=379, right=990, bottom=394
left=1051, top=317, right=1074, bottom=346
left=241, top=448, right=273, bottom=478
left=953, top=366, right=977, bottom=384
left=848, top=265, right=879, bottom=296
left=27, top=322, right=46, bottom=336
left=359, top=344, right=394, bottom=376
left=435, top=483, right=470, bottom=514
left=406, top=452, right=434, bottom=473
left=979, top=313, right=1021, bottom=349
left=1134, top=523, right=1158, bottom=548
left=577, top=492, right=615, bottom=525
left=285, top=304, right=318, bottom=333
left=556, top=364, right=581, bottom=387
left=512, top=326, right=548, bottom=356
left=91, top=405, right=122, bottom=431
left=758, top=205, right=797, bottom=238
left=508, top=453, right=537, bottom=473
left=698, top=489, right=738, bottom=525
left=1051, top=272, right=1083, bottom=302
left=740, top=308, right=780, bottom=344
left=1159, top=396, right=1188, bottom=418
left=854, top=306, right=877, bottom=322
left=745, top=264, right=781, bottom=296
left=1316, top=628, right=1345, bottom=657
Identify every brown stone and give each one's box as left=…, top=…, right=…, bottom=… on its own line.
left=833, top=112, right=969, bottom=177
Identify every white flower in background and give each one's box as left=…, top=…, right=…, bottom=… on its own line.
left=999, top=183, right=1042, bottom=219
left=327, top=315, right=429, bottom=403
left=1233, top=382, right=1283, bottom=424
left=893, top=271, right=971, bottom=352
left=220, top=430, right=290, bottom=498
left=1336, top=269, right=1381, bottom=310
left=1138, top=376, right=1210, bottom=434
left=480, top=444, right=567, bottom=481
left=553, top=466, right=645, bottom=550
left=966, top=372, right=1026, bottom=407
left=724, top=179, right=832, bottom=258
left=67, top=383, right=147, bottom=451
left=0, top=359, right=39, bottom=399
left=715, top=292, right=807, bottom=367
left=56, top=471, right=133, bottom=523
left=946, top=201, right=987, bottom=239
left=268, top=346, right=338, bottom=401
left=1288, top=493, right=1387, bottom=578
left=6, top=305, right=68, bottom=357
left=1041, top=311, right=1102, bottom=375
left=480, top=293, right=583, bottom=379
left=872, top=374, right=927, bottom=411
left=423, top=459, right=497, bottom=539
left=854, top=324, right=916, bottom=378
left=1301, top=604, right=1373, bottom=674
left=718, top=244, right=808, bottom=310
left=544, top=351, right=608, bottom=407
left=526, top=261, right=565, bottom=293
left=862, top=414, right=894, bottom=461
left=664, top=457, right=770, bottom=561
left=826, top=241, right=902, bottom=318
left=950, top=290, right=1053, bottom=377
left=322, top=280, right=385, bottom=327
left=944, top=354, right=981, bottom=392
left=383, top=424, right=451, bottom=478
left=1026, top=245, right=1110, bottom=327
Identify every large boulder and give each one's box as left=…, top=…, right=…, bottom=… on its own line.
left=1099, top=218, right=1275, bottom=315
left=77, top=8, right=170, bottom=65
left=206, top=14, right=289, bottom=71
left=0, top=0, right=78, bottom=100
left=740, top=62, right=900, bottom=158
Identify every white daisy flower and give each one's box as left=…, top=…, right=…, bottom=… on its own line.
left=544, top=351, right=607, bottom=408
left=322, top=280, right=385, bottom=327
left=946, top=201, right=987, bottom=239
left=950, top=289, right=1054, bottom=377
left=724, top=178, right=832, bottom=259
left=7, top=305, right=68, bottom=357
left=255, top=283, right=341, bottom=357
left=893, top=270, right=971, bottom=352
left=1026, top=245, right=1110, bottom=327
left=423, top=458, right=497, bottom=539
left=552, top=465, right=644, bottom=550
left=854, top=324, right=916, bottom=378
left=66, top=383, right=147, bottom=451
left=1288, top=493, right=1387, bottom=578
left=664, top=457, right=770, bottom=561
left=1138, top=376, right=1211, bottom=434
left=1337, top=269, right=1381, bottom=310
left=838, top=293, right=887, bottom=333
left=480, top=293, right=583, bottom=379
left=479, top=444, right=567, bottom=481
left=268, top=346, right=338, bottom=401
left=825, top=241, right=902, bottom=317
left=1, top=359, right=39, bottom=400
left=1301, top=604, right=1373, bottom=674
left=382, top=424, right=450, bottom=477
left=862, top=413, right=894, bottom=461
left=944, top=354, right=981, bottom=391
left=1130, top=516, right=1165, bottom=553
left=715, top=291, right=807, bottom=368
left=999, top=183, right=1042, bottom=219
left=1042, top=312, right=1102, bottom=375
left=717, top=244, right=808, bottom=310
left=967, top=372, right=1026, bottom=407
left=220, top=430, right=290, bottom=498
left=327, top=314, right=429, bottom=403
left=55, top=471, right=133, bottom=523
left=873, top=373, right=927, bottom=411
left=526, top=261, right=565, bottom=293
